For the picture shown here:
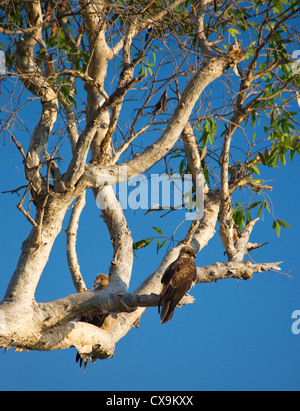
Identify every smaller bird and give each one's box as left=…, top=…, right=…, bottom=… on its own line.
left=76, top=274, right=109, bottom=371
left=159, top=246, right=197, bottom=324
left=91, top=273, right=109, bottom=291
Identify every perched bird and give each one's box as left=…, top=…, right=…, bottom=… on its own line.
left=159, top=246, right=197, bottom=324
left=152, top=90, right=168, bottom=115
left=145, top=27, right=153, bottom=42
left=76, top=274, right=109, bottom=371
left=91, top=273, right=109, bottom=291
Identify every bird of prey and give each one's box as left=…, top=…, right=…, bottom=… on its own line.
left=75, top=274, right=109, bottom=371
left=159, top=246, right=197, bottom=324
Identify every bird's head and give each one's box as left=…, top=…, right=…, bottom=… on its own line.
left=179, top=245, right=196, bottom=259
left=94, top=274, right=109, bottom=290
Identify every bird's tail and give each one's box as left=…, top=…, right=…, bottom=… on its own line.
left=159, top=299, right=175, bottom=324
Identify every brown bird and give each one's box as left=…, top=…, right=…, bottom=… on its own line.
left=145, top=27, right=153, bottom=42
left=152, top=90, right=168, bottom=115
left=76, top=274, right=109, bottom=371
left=159, top=246, right=197, bottom=324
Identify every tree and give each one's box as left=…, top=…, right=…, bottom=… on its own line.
left=0, top=0, right=299, bottom=367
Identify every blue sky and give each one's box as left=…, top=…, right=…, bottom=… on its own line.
left=1, top=6, right=300, bottom=391
left=1, top=138, right=300, bottom=390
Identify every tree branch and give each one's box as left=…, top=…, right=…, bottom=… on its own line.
left=41, top=321, right=115, bottom=360
left=191, top=191, right=220, bottom=253
left=63, top=75, right=145, bottom=188
left=15, top=1, right=58, bottom=194
left=196, top=261, right=282, bottom=283
left=84, top=49, right=245, bottom=189
left=195, top=0, right=217, bottom=58
left=233, top=218, right=260, bottom=262
left=67, top=193, right=87, bottom=293
left=99, top=186, right=134, bottom=294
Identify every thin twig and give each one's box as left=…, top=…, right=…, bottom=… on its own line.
left=9, top=133, right=26, bottom=161
left=2, top=185, right=28, bottom=196
left=17, top=185, right=38, bottom=228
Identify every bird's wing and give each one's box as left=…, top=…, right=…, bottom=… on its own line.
left=161, top=260, right=177, bottom=284
left=161, top=258, right=196, bottom=300
left=159, top=256, right=196, bottom=323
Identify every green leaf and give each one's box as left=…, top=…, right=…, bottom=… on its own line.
left=179, top=159, right=185, bottom=175
left=153, top=226, right=164, bottom=236
left=147, top=66, right=153, bottom=76
left=276, top=222, right=281, bottom=237
left=252, top=165, right=260, bottom=175
left=272, top=220, right=281, bottom=237
left=245, top=210, right=252, bottom=222
left=208, top=132, right=214, bottom=148
left=157, top=239, right=167, bottom=254
left=264, top=201, right=271, bottom=214
left=277, top=219, right=291, bottom=228
left=257, top=203, right=264, bottom=218
left=248, top=201, right=261, bottom=211
left=258, top=152, right=266, bottom=166
left=133, top=238, right=154, bottom=250
left=233, top=209, right=245, bottom=231
left=273, top=2, right=283, bottom=13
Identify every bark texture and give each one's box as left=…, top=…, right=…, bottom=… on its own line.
left=1, top=0, right=291, bottom=364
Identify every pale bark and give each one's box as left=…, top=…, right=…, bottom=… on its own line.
left=67, top=193, right=87, bottom=293
left=15, top=2, right=58, bottom=195
left=0, top=38, right=249, bottom=357
left=83, top=53, right=241, bottom=190
left=0, top=253, right=281, bottom=358
left=100, top=186, right=134, bottom=294
left=0, top=0, right=287, bottom=365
